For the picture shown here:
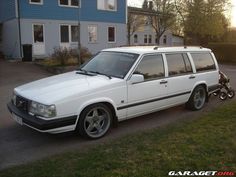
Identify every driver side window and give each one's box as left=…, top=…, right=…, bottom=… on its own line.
left=134, top=54, right=165, bottom=81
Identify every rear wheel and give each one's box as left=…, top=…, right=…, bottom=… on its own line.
left=78, top=103, right=112, bottom=139
left=186, top=85, right=206, bottom=111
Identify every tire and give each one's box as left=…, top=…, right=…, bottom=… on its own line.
left=227, top=90, right=235, bottom=99
left=219, top=91, right=227, bottom=100
left=77, top=103, right=112, bottom=139
left=186, top=85, right=206, bottom=111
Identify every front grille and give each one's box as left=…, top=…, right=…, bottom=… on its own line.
left=15, top=95, right=29, bottom=112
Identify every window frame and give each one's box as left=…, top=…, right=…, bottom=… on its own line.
left=88, top=25, right=98, bottom=43
left=58, top=0, right=80, bottom=8
left=97, top=0, right=117, bottom=11
left=190, top=52, right=217, bottom=73
left=163, top=35, right=167, bottom=45
left=165, top=53, right=193, bottom=77
left=148, top=35, right=152, bottom=44
left=60, top=24, right=70, bottom=43
left=144, top=35, right=148, bottom=44
left=59, top=24, right=79, bottom=44
left=107, top=26, right=116, bottom=43
left=32, top=23, right=45, bottom=44
left=134, top=34, right=138, bottom=44
left=29, top=0, right=43, bottom=5
left=131, top=54, right=166, bottom=82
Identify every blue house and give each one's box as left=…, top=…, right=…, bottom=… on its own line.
left=0, top=0, right=127, bottom=59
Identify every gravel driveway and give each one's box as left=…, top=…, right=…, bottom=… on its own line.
left=0, top=60, right=235, bottom=170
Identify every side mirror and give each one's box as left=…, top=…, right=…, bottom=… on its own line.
left=129, top=74, right=144, bottom=84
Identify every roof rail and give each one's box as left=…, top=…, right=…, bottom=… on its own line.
left=184, top=46, right=203, bottom=49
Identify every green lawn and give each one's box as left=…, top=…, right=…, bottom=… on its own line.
left=1, top=101, right=236, bottom=177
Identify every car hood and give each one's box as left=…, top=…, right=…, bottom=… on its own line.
left=15, top=71, right=123, bottom=104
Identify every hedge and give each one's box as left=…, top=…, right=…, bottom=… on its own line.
left=206, top=43, right=236, bottom=64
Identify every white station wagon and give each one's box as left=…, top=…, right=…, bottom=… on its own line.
left=8, top=46, right=219, bottom=139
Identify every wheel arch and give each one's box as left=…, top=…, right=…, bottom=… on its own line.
left=192, top=82, right=208, bottom=93
left=189, top=82, right=208, bottom=102
left=75, top=98, right=118, bottom=128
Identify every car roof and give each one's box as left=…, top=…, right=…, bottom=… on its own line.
left=102, top=46, right=212, bottom=55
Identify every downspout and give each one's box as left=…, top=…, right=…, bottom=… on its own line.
left=77, top=2, right=81, bottom=66
left=16, top=0, right=22, bottom=59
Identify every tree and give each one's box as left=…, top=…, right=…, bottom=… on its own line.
left=175, top=0, right=230, bottom=44
left=127, top=12, right=144, bottom=46
left=150, top=0, right=176, bottom=45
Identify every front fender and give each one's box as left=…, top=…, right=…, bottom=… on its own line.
left=75, top=97, right=118, bottom=120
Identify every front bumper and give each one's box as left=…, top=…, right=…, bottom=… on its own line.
left=7, top=101, right=77, bottom=132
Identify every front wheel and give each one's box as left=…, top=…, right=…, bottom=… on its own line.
left=77, top=103, right=112, bottom=139
left=186, top=85, right=206, bottom=111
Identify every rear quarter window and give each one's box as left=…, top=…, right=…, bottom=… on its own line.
left=191, top=53, right=216, bottom=72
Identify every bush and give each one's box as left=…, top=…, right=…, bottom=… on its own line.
left=206, top=43, right=236, bottom=64
left=51, top=47, right=92, bottom=66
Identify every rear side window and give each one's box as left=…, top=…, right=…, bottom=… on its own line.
left=166, top=53, right=193, bottom=76
left=134, top=54, right=164, bottom=81
left=191, top=53, right=216, bottom=72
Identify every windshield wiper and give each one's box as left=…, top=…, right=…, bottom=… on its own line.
left=76, top=69, right=96, bottom=76
left=88, top=71, right=112, bottom=79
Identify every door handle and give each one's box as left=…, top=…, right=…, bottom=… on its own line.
left=160, top=80, right=168, bottom=84
left=189, top=75, right=196, bottom=79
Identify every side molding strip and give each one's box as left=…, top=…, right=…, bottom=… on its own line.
left=117, top=91, right=191, bottom=110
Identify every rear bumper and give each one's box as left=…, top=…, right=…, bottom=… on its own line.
left=7, top=101, right=77, bottom=132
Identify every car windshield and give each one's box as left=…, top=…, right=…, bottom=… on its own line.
left=81, top=52, right=139, bottom=79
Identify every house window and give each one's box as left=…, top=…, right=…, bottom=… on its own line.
left=155, top=35, right=158, bottom=44
left=60, top=25, right=69, bottom=43
left=59, top=0, right=80, bottom=7
left=144, top=35, right=148, bottom=44
left=88, top=25, right=97, bottom=43
left=29, top=0, right=43, bottom=5
left=33, top=24, right=44, bottom=43
left=148, top=35, right=152, bottom=44
left=145, top=16, right=152, bottom=26
left=163, top=35, right=167, bottom=44
left=97, top=0, right=117, bottom=11
left=71, top=26, right=79, bottom=42
left=134, top=34, right=138, bottom=44
left=60, top=25, right=79, bottom=43
left=108, top=26, right=116, bottom=43
left=71, top=0, right=79, bottom=6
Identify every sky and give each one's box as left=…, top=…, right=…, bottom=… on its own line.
left=128, top=0, right=236, bottom=27
left=232, top=0, right=236, bottom=27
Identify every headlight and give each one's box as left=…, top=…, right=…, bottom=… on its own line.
left=29, top=101, right=56, bottom=118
